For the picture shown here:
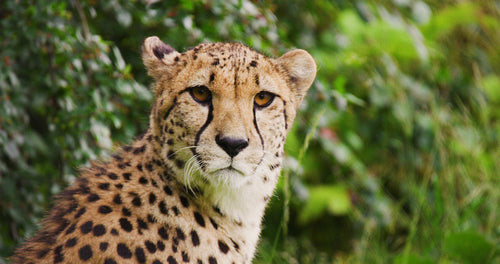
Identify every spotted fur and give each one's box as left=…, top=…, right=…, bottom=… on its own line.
left=11, top=36, right=316, bottom=264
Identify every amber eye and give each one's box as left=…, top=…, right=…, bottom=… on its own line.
left=189, top=86, right=212, bottom=104
left=254, top=91, right=275, bottom=107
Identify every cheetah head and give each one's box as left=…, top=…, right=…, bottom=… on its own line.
left=142, top=37, right=316, bottom=196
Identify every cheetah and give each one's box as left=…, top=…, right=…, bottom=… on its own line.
left=11, top=36, right=316, bottom=264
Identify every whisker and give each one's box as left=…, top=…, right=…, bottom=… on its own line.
left=182, top=154, right=201, bottom=198
left=167, top=145, right=197, bottom=159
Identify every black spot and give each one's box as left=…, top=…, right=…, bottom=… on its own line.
left=75, top=207, right=86, bottom=218
left=122, top=145, right=133, bottom=152
left=100, top=242, right=109, bottom=251
left=112, top=154, right=123, bottom=161
left=175, top=159, right=184, bottom=168
left=87, top=193, right=100, bottom=202
left=98, top=205, right=112, bottom=214
left=191, top=230, right=200, bottom=246
left=158, top=227, right=169, bottom=240
left=36, top=248, right=49, bottom=259
left=197, top=260, right=203, bottom=264
left=122, top=207, right=131, bottom=216
left=54, top=245, right=64, bottom=263
left=132, top=196, right=142, bottom=207
left=104, top=258, right=117, bottom=264
left=147, top=214, right=156, bottom=223
left=182, top=251, right=190, bottom=262
left=137, top=218, right=148, bottom=230
left=93, top=224, right=106, bottom=236
left=172, top=206, right=180, bottom=216
left=176, top=227, right=185, bottom=240
left=119, top=218, right=133, bottom=232
left=123, top=172, right=132, bottom=181
left=115, top=183, right=123, bottom=189
left=65, top=223, right=76, bottom=234
left=65, top=237, right=77, bottom=247
left=153, top=261, right=163, bottom=264
left=54, top=218, right=70, bottom=235
left=213, top=206, right=224, bottom=216
left=146, top=162, right=153, bottom=172
left=212, top=58, right=219, bottom=65
left=255, top=74, right=260, bottom=85
left=107, top=173, right=118, bottom=180
left=167, top=150, right=176, bottom=160
left=193, top=212, right=205, bottom=227
left=163, top=185, right=173, bottom=195
left=208, top=256, right=217, bottom=264
left=250, top=60, right=258, bottom=67
left=80, top=221, right=93, bottom=234
left=270, top=163, right=280, bottom=170
left=159, top=201, right=168, bottom=215
left=113, top=194, right=122, bottom=204
left=136, top=164, right=143, bottom=171
left=218, top=240, right=229, bottom=254
left=167, top=139, right=174, bottom=145
left=179, top=195, right=189, bottom=207
left=78, top=245, right=93, bottom=261
left=111, top=228, right=119, bottom=235
left=168, top=256, right=178, bottom=264
left=145, top=240, right=157, bottom=253
left=133, top=145, right=146, bottom=154
left=209, top=217, right=218, bottom=229
left=209, top=73, right=215, bottom=83
left=149, top=193, right=157, bottom=204
left=98, top=183, right=110, bottom=190
left=174, top=56, right=179, bottom=62
left=157, top=240, right=165, bottom=251
left=231, top=239, right=240, bottom=251
left=117, top=243, right=132, bottom=259
left=135, top=247, right=146, bottom=263
left=139, top=177, right=149, bottom=184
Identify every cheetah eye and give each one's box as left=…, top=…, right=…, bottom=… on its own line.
left=189, top=86, right=212, bottom=104
left=254, top=91, right=275, bottom=108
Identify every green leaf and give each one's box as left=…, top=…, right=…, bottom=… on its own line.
left=442, top=231, right=497, bottom=264
left=299, top=185, right=352, bottom=224
left=393, top=253, right=434, bottom=264
left=481, top=75, right=500, bottom=103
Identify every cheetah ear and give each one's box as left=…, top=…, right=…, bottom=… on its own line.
left=142, top=36, right=181, bottom=80
left=277, top=49, right=317, bottom=109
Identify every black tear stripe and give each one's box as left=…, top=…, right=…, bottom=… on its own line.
left=283, top=100, right=288, bottom=130
left=193, top=103, right=214, bottom=157
left=253, top=107, right=265, bottom=150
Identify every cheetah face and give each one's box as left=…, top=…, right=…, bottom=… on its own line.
left=142, top=37, right=316, bottom=189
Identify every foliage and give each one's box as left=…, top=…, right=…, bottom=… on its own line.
left=1, top=0, right=500, bottom=263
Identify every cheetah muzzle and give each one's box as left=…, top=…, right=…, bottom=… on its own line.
left=11, top=36, right=316, bottom=264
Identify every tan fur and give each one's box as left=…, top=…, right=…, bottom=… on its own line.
left=11, top=36, right=316, bottom=264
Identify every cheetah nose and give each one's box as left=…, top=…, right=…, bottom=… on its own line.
left=215, top=135, right=249, bottom=158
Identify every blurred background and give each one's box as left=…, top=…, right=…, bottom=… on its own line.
left=1, top=0, right=499, bottom=263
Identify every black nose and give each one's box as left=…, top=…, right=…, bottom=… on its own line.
left=215, top=135, right=249, bottom=158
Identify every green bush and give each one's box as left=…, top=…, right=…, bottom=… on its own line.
left=1, top=0, right=499, bottom=263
